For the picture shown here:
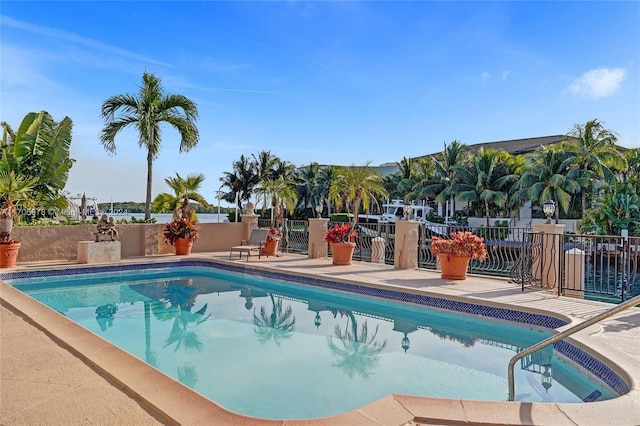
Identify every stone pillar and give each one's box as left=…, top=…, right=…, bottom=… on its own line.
left=241, top=202, right=259, bottom=241
left=532, top=223, right=565, bottom=288
left=371, top=237, right=385, bottom=264
left=308, top=218, right=329, bottom=259
left=394, top=220, right=419, bottom=270
left=564, top=248, right=585, bottom=297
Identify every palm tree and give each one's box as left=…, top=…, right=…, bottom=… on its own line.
left=565, top=119, right=625, bottom=217
left=255, top=176, right=298, bottom=227
left=100, top=72, right=199, bottom=220
left=511, top=145, right=583, bottom=223
left=328, top=162, right=388, bottom=234
left=295, top=162, right=321, bottom=217
left=219, top=154, right=258, bottom=212
left=151, top=172, right=210, bottom=220
left=415, top=140, right=468, bottom=219
left=316, top=165, right=339, bottom=216
left=453, top=148, right=517, bottom=226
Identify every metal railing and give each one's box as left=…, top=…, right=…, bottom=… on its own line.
left=507, top=294, right=640, bottom=401
left=327, top=221, right=396, bottom=264
left=417, top=225, right=532, bottom=277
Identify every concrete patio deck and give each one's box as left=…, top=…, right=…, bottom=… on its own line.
left=1, top=252, right=639, bottom=425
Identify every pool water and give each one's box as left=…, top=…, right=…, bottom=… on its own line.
left=9, top=266, right=614, bottom=419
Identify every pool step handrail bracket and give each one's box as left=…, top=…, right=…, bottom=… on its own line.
left=507, top=294, right=640, bottom=401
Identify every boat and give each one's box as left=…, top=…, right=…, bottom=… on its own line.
left=66, top=194, right=101, bottom=221
left=379, top=199, right=433, bottom=225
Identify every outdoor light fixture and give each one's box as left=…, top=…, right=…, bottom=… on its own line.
left=543, top=199, right=555, bottom=224
left=541, top=364, right=553, bottom=392
left=314, top=312, right=322, bottom=329
left=402, top=333, right=410, bottom=353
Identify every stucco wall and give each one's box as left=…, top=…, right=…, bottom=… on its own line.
left=11, top=222, right=244, bottom=262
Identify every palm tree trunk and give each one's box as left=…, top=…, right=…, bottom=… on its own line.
left=485, top=199, right=490, bottom=226
left=145, top=148, right=153, bottom=220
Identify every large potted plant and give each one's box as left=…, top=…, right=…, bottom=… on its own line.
left=430, top=231, right=487, bottom=280
left=0, top=171, right=37, bottom=268
left=323, top=223, right=357, bottom=265
left=327, top=163, right=388, bottom=266
left=261, top=227, right=282, bottom=256
left=163, top=217, right=199, bottom=255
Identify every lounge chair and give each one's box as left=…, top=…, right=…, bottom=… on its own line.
left=229, top=228, right=270, bottom=261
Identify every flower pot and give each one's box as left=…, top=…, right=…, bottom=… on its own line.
left=174, top=238, right=193, bottom=256
left=438, top=254, right=470, bottom=280
left=0, top=241, right=21, bottom=268
left=261, top=238, right=280, bottom=256
left=329, top=242, right=356, bottom=265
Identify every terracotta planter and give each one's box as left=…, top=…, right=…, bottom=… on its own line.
left=261, top=238, right=280, bottom=256
left=0, top=241, right=21, bottom=268
left=174, top=238, right=193, bottom=256
left=438, top=254, right=470, bottom=280
left=329, top=242, right=356, bottom=265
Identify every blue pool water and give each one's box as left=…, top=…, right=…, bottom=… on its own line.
left=6, top=263, right=617, bottom=419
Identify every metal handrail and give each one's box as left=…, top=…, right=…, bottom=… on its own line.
left=507, top=294, right=640, bottom=401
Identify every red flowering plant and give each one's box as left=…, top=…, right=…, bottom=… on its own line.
left=266, top=227, right=281, bottom=242
left=323, top=223, right=357, bottom=244
left=163, top=218, right=199, bottom=246
left=430, top=231, right=487, bottom=261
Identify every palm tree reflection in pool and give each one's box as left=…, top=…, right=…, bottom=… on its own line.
left=151, top=279, right=211, bottom=352
left=327, top=310, right=387, bottom=378
left=253, top=294, right=296, bottom=346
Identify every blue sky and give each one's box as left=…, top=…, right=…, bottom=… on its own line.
left=1, top=1, right=639, bottom=204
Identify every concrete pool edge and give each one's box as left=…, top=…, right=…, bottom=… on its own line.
left=1, top=256, right=639, bottom=425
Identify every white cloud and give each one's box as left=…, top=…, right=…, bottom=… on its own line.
left=502, top=70, right=511, bottom=80
left=564, top=67, right=626, bottom=99
left=480, top=71, right=491, bottom=82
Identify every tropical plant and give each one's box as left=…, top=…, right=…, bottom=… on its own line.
left=100, top=72, right=200, bottom=220
left=151, top=172, right=210, bottom=219
left=510, top=145, right=584, bottom=223
left=219, top=154, right=258, bottom=212
left=1, top=111, right=74, bottom=219
left=266, top=227, right=281, bottom=242
left=565, top=119, right=625, bottom=217
left=452, top=148, right=517, bottom=226
left=430, top=231, right=487, bottom=261
left=163, top=218, right=199, bottom=246
left=255, top=176, right=298, bottom=228
left=323, top=223, right=356, bottom=244
left=328, top=162, right=388, bottom=238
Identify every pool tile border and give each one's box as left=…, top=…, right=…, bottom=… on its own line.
left=1, top=258, right=629, bottom=396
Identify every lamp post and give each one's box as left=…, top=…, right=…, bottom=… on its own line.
left=543, top=199, right=556, bottom=224
left=216, top=186, right=223, bottom=223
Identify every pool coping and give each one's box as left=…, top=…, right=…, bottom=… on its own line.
left=1, top=254, right=639, bottom=425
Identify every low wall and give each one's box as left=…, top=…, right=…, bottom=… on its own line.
left=11, top=222, right=243, bottom=262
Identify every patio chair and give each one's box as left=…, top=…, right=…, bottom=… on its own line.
left=229, top=228, right=270, bottom=261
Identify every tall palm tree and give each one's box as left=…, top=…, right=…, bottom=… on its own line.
left=219, top=154, right=258, bottom=212
left=151, top=172, right=210, bottom=219
left=100, top=72, right=199, bottom=220
left=252, top=150, right=279, bottom=181
left=328, top=162, right=388, bottom=233
left=565, top=119, right=625, bottom=217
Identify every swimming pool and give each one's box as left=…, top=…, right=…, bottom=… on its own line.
left=3, top=260, right=625, bottom=420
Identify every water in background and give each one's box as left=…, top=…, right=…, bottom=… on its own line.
left=117, top=213, right=230, bottom=223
